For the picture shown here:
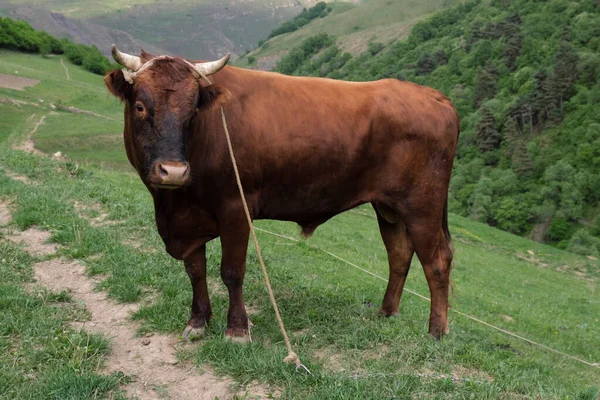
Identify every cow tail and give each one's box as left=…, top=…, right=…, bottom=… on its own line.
left=443, top=196, right=455, bottom=296
left=447, top=102, right=459, bottom=297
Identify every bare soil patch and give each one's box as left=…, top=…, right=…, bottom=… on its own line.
left=73, top=201, right=120, bottom=227
left=0, top=73, right=40, bottom=91
left=0, top=199, right=12, bottom=226
left=7, top=227, right=58, bottom=256
left=312, top=346, right=344, bottom=371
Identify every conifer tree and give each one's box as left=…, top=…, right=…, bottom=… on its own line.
left=476, top=106, right=501, bottom=152
left=502, top=13, right=522, bottom=71
left=473, top=65, right=497, bottom=108
left=503, top=116, right=520, bottom=158
left=553, top=28, right=579, bottom=116
left=503, top=31, right=522, bottom=71
left=512, top=139, right=533, bottom=175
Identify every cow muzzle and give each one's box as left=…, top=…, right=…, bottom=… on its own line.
left=150, top=161, right=190, bottom=189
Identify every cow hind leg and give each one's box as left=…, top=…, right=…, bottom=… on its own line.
left=373, top=202, right=414, bottom=317
left=407, top=220, right=453, bottom=339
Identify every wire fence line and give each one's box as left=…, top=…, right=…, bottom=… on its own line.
left=254, top=226, right=599, bottom=370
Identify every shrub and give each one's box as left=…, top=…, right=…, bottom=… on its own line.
left=0, top=17, right=111, bottom=75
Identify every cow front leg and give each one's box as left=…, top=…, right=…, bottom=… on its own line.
left=220, top=220, right=251, bottom=341
left=182, top=245, right=212, bottom=341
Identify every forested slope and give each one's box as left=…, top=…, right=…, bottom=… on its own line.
left=268, top=0, right=600, bottom=256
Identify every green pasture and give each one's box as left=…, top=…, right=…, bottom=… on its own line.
left=0, top=52, right=598, bottom=398
left=0, top=51, right=127, bottom=169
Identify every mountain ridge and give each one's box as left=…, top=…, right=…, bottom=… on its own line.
left=0, top=4, right=166, bottom=56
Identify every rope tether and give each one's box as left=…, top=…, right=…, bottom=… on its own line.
left=198, top=66, right=307, bottom=372
left=219, top=108, right=309, bottom=373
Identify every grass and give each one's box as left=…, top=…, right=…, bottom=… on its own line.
left=0, top=202, right=127, bottom=399
left=0, top=52, right=599, bottom=398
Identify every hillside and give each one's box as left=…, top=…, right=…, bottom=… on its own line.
left=0, top=4, right=166, bottom=56
left=1, top=49, right=599, bottom=398
left=236, top=0, right=463, bottom=70
left=0, top=0, right=346, bottom=60
left=249, top=0, right=600, bottom=257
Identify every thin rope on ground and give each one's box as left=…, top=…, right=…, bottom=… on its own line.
left=254, top=227, right=599, bottom=369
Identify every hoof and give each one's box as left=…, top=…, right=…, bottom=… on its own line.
left=379, top=308, right=398, bottom=318
left=225, top=332, right=251, bottom=344
left=182, top=325, right=206, bottom=343
left=429, top=326, right=450, bottom=340
left=225, top=319, right=253, bottom=343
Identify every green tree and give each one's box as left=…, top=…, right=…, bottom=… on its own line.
left=476, top=106, right=501, bottom=152
left=542, top=161, right=584, bottom=220
left=553, top=33, right=579, bottom=115
left=469, top=176, right=493, bottom=223
left=511, top=139, right=533, bottom=176
left=502, top=14, right=522, bottom=71
left=495, top=197, right=530, bottom=234
left=503, top=116, right=520, bottom=158
left=473, top=64, right=498, bottom=108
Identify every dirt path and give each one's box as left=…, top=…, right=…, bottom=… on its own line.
left=14, top=114, right=46, bottom=155
left=57, top=105, right=116, bottom=121
left=33, top=258, right=243, bottom=399
left=0, top=198, right=273, bottom=399
left=0, top=97, right=40, bottom=107
left=60, top=58, right=71, bottom=80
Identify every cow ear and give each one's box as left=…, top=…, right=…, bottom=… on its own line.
left=198, top=85, right=231, bottom=110
left=104, top=69, right=132, bottom=101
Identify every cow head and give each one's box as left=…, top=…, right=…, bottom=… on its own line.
left=104, top=45, right=230, bottom=189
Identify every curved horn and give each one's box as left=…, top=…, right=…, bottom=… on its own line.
left=193, top=53, right=230, bottom=77
left=111, top=44, right=143, bottom=71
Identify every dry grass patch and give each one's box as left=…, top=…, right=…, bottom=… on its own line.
left=0, top=73, right=40, bottom=91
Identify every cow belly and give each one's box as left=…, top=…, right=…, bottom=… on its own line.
left=257, top=178, right=371, bottom=235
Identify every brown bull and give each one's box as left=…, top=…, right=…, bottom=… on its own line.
left=104, top=45, right=459, bottom=340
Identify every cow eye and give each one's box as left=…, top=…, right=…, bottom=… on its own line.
left=135, top=103, right=144, bottom=112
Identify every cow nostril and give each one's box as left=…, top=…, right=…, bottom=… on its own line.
left=159, top=164, right=169, bottom=177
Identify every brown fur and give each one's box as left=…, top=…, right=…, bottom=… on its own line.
left=105, top=54, right=460, bottom=339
